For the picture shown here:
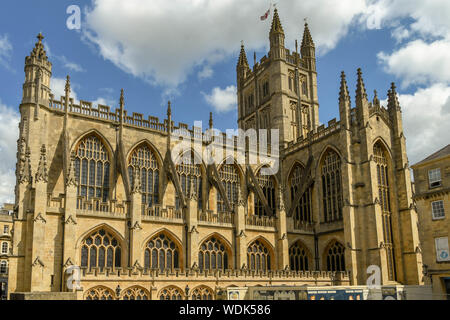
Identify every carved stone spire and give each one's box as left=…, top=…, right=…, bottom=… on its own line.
left=119, top=88, right=124, bottom=109
left=301, top=22, right=315, bottom=48
left=339, top=71, right=350, bottom=104
left=209, top=112, right=213, bottom=129
left=30, top=33, right=48, bottom=61
left=270, top=8, right=284, bottom=35
left=66, top=152, right=78, bottom=188
left=237, top=43, right=250, bottom=69
left=356, top=68, right=368, bottom=101
left=388, top=82, right=401, bottom=111
left=131, top=167, right=141, bottom=194
left=65, top=75, right=71, bottom=96
left=35, top=145, right=48, bottom=183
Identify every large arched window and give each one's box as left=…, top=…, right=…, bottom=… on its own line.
left=176, top=151, right=203, bottom=210
left=198, top=236, right=229, bottom=271
left=191, top=286, right=214, bottom=300
left=144, top=233, right=180, bottom=271
left=247, top=239, right=271, bottom=272
left=289, top=241, right=311, bottom=271
left=217, top=163, right=240, bottom=212
left=321, top=149, right=343, bottom=222
left=74, top=134, right=110, bottom=202
left=254, top=168, right=276, bottom=216
left=121, top=286, right=150, bottom=300
left=159, top=286, right=184, bottom=300
left=80, top=228, right=121, bottom=270
left=84, top=286, right=115, bottom=300
left=289, top=163, right=313, bottom=225
left=128, top=144, right=160, bottom=206
left=325, top=241, right=345, bottom=272
left=374, top=142, right=397, bottom=281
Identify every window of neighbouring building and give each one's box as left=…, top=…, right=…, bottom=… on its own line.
left=432, top=200, right=445, bottom=220
left=428, top=168, right=442, bottom=188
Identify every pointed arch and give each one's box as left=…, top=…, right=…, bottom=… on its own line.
left=141, top=228, right=183, bottom=250
left=191, top=285, right=215, bottom=300
left=71, top=129, right=114, bottom=159
left=174, top=149, right=205, bottom=210
left=127, top=141, right=161, bottom=207
left=84, top=285, right=115, bottom=300
left=372, top=136, right=393, bottom=159
left=158, top=285, right=184, bottom=300
left=288, top=161, right=313, bottom=225
left=78, top=225, right=124, bottom=270
left=127, top=139, right=164, bottom=169
left=323, top=239, right=346, bottom=272
left=217, top=156, right=245, bottom=181
left=76, top=223, right=125, bottom=249
left=216, top=158, right=242, bottom=213
left=254, top=165, right=277, bottom=216
left=143, top=229, right=182, bottom=271
left=247, top=236, right=274, bottom=272
left=121, top=285, right=151, bottom=300
left=373, top=140, right=397, bottom=281
left=289, top=239, right=312, bottom=271
left=72, top=131, right=112, bottom=203
left=319, top=147, right=343, bottom=223
left=198, top=233, right=232, bottom=271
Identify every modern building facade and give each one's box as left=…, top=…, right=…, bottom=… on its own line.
left=8, top=10, right=423, bottom=300
left=412, top=145, right=450, bottom=300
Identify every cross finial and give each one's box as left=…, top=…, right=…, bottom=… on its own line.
left=304, top=17, right=308, bottom=24
left=240, top=40, right=244, bottom=47
left=37, top=32, right=44, bottom=42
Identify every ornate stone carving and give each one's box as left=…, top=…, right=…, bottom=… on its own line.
left=32, top=257, right=45, bottom=268
left=35, top=144, right=48, bottom=183
left=33, top=212, right=46, bottom=224
left=64, top=215, right=77, bottom=225
left=18, top=146, right=32, bottom=184
left=131, top=167, right=141, bottom=194
left=66, top=152, right=78, bottom=188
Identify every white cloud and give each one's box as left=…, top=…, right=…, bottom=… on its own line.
left=198, top=65, right=213, bottom=80
left=0, top=34, right=13, bottom=70
left=51, top=77, right=79, bottom=101
left=378, top=39, right=450, bottom=88
left=82, top=0, right=368, bottom=87
left=57, top=55, right=86, bottom=72
left=202, top=85, right=237, bottom=113
left=397, top=84, right=450, bottom=165
left=0, top=100, right=19, bottom=205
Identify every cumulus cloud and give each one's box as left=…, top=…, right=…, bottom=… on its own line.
left=0, top=34, right=13, bottom=71
left=378, top=39, right=450, bottom=88
left=0, top=100, right=19, bottom=205
left=82, top=0, right=368, bottom=87
left=397, top=84, right=450, bottom=165
left=202, top=85, right=237, bottom=113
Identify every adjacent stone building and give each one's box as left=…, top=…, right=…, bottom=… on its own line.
left=412, top=145, right=450, bottom=299
left=8, top=10, right=423, bottom=300
left=0, top=203, right=14, bottom=299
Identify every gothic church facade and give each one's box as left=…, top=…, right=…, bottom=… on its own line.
left=8, top=10, right=423, bottom=300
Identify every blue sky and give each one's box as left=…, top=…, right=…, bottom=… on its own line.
left=1, top=0, right=450, bottom=203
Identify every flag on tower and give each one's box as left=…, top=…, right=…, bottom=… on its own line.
left=260, top=6, right=271, bottom=21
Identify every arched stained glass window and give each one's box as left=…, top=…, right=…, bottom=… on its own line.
left=374, top=142, right=397, bottom=281
left=74, top=134, right=110, bottom=203
left=144, top=233, right=179, bottom=271
left=191, top=286, right=214, bottom=300
left=289, top=241, right=310, bottom=271
left=247, top=240, right=271, bottom=272
left=217, top=163, right=240, bottom=212
left=321, top=149, right=343, bottom=222
left=121, top=286, right=150, bottom=300
left=159, top=286, right=183, bottom=300
left=198, top=236, right=229, bottom=271
left=80, top=229, right=121, bottom=270
left=84, top=286, right=114, bottom=300
left=325, top=241, right=345, bottom=272
left=289, top=164, right=313, bottom=225
left=128, top=144, right=159, bottom=206
left=176, top=152, right=203, bottom=210
left=254, top=168, right=276, bottom=216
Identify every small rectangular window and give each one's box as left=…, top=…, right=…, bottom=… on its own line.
left=431, top=200, right=445, bottom=220
left=1, top=242, right=7, bottom=254
left=428, top=168, right=442, bottom=188
left=3, top=225, right=8, bottom=234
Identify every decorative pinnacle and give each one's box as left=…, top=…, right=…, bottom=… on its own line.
left=388, top=82, right=401, bottom=110
left=119, top=88, right=124, bottom=108
left=270, top=8, right=284, bottom=34
left=65, top=76, right=71, bottom=95
left=167, top=100, right=172, bottom=118
left=301, top=22, right=315, bottom=48
left=237, top=42, right=249, bottom=68
left=209, top=112, right=213, bottom=129
left=356, top=68, right=368, bottom=100
left=37, top=32, right=44, bottom=42
left=373, top=90, right=380, bottom=107
left=339, top=71, right=350, bottom=103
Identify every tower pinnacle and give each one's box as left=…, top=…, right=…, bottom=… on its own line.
left=270, top=8, right=284, bottom=35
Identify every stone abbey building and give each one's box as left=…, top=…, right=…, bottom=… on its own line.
left=8, top=10, right=423, bottom=300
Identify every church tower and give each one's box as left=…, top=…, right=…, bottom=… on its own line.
left=236, top=10, right=319, bottom=147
